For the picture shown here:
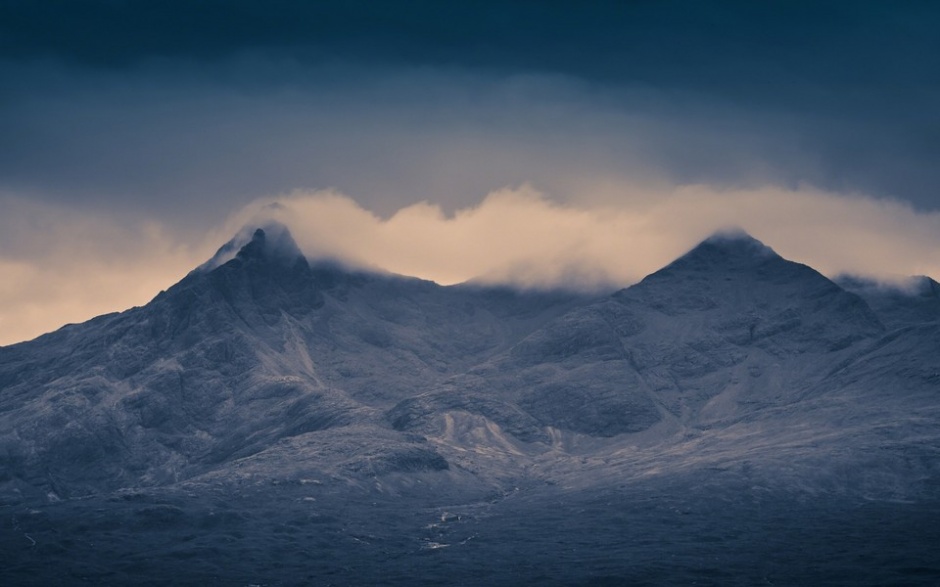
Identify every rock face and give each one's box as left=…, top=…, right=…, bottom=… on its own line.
left=0, top=224, right=589, bottom=499
left=1, top=225, right=939, bottom=504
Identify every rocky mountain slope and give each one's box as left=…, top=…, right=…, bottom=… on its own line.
left=2, top=225, right=939, bottom=498
left=0, top=224, right=588, bottom=499
left=2, top=224, right=939, bottom=585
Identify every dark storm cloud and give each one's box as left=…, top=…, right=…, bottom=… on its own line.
left=0, top=62, right=822, bottom=228
left=3, top=1, right=936, bottom=86
left=1, top=0, right=939, bottom=219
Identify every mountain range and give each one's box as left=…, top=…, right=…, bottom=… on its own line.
left=2, top=223, right=939, bottom=585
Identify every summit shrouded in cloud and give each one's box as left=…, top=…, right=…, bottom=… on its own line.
left=1, top=1, right=939, bottom=344
left=2, top=184, right=940, bottom=346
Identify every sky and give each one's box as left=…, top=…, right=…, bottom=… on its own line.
left=1, top=1, right=939, bottom=345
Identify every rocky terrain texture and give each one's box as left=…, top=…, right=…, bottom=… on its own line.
left=2, top=224, right=939, bottom=585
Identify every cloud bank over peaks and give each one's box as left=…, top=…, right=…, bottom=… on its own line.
left=2, top=181, right=939, bottom=347
left=228, top=183, right=940, bottom=291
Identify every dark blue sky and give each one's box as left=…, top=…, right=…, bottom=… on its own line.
left=1, top=1, right=939, bottom=222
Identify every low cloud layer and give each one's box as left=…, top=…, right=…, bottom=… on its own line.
left=237, top=185, right=940, bottom=288
left=4, top=182, right=938, bottom=347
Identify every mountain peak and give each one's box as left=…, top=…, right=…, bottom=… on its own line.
left=659, top=230, right=780, bottom=276
left=698, top=229, right=776, bottom=256
left=235, top=223, right=305, bottom=264
left=199, top=221, right=307, bottom=272
left=618, top=229, right=885, bottom=343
